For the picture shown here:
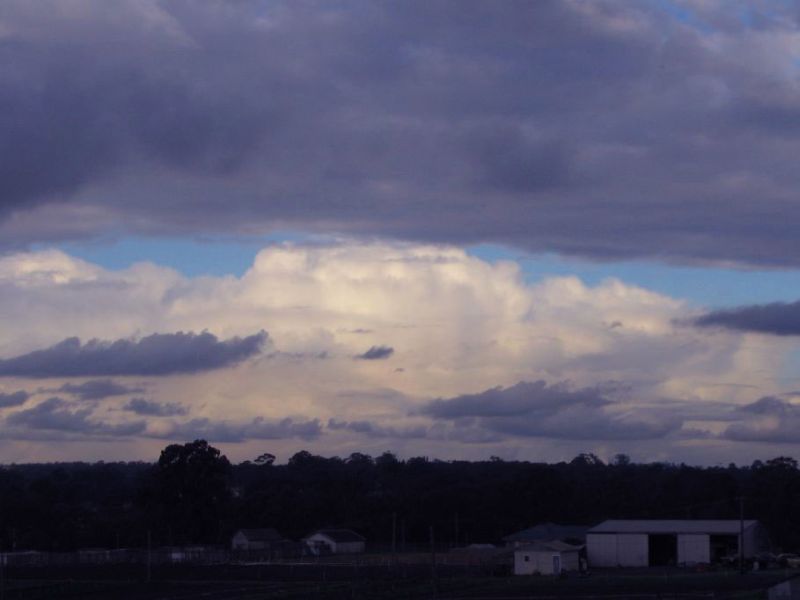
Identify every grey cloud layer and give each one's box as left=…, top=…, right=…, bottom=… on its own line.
left=422, top=381, right=681, bottom=441
left=6, top=397, right=145, bottom=436
left=695, top=301, right=800, bottom=336
left=0, top=390, right=30, bottom=408
left=4, top=2, right=800, bottom=266
left=355, top=345, right=394, bottom=360
left=166, top=417, right=322, bottom=443
left=56, top=379, right=144, bottom=400
left=0, top=331, right=267, bottom=377
left=723, top=397, right=800, bottom=444
left=122, top=398, right=187, bottom=417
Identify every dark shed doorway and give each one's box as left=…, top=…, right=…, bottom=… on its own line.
left=649, top=534, right=677, bottom=566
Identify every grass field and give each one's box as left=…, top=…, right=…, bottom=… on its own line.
left=1, top=565, right=794, bottom=598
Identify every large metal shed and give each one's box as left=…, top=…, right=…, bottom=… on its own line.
left=586, top=520, right=768, bottom=567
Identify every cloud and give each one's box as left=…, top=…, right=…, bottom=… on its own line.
left=56, top=379, right=144, bottom=400
left=722, top=396, right=800, bottom=444
left=423, top=380, right=613, bottom=419
left=6, top=397, right=145, bottom=436
left=355, top=345, right=394, bottom=360
left=0, top=331, right=267, bottom=377
left=328, top=418, right=427, bottom=440
left=694, top=301, right=800, bottom=336
left=0, top=242, right=785, bottom=461
left=122, top=397, right=187, bottom=417
left=3, top=3, right=800, bottom=267
left=162, top=416, right=322, bottom=443
left=423, top=380, right=682, bottom=441
left=0, top=390, right=29, bottom=408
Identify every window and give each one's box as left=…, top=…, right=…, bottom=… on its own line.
left=524, top=555, right=530, bottom=562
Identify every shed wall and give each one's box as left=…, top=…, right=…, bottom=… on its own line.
left=678, top=534, right=709, bottom=564
left=514, top=550, right=580, bottom=575
left=617, top=534, right=648, bottom=567
left=587, top=534, right=617, bottom=567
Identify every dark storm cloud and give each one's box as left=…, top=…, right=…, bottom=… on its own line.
left=55, top=379, right=144, bottom=400
left=328, top=418, right=427, bottom=440
left=355, top=345, right=394, bottom=360
left=0, top=331, right=267, bottom=377
left=422, top=380, right=681, bottom=441
left=0, top=390, right=29, bottom=408
left=4, top=2, right=800, bottom=266
left=694, top=301, right=800, bottom=336
left=122, top=398, right=187, bottom=417
left=6, top=397, right=145, bottom=435
left=162, top=416, right=322, bottom=443
left=722, top=396, right=800, bottom=443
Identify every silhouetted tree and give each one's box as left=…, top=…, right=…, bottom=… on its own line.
left=145, top=439, right=232, bottom=544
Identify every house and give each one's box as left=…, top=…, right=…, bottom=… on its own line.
left=504, top=522, right=590, bottom=548
left=514, top=540, right=582, bottom=575
left=304, top=529, right=366, bottom=554
left=586, top=520, right=770, bottom=567
left=231, top=528, right=286, bottom=551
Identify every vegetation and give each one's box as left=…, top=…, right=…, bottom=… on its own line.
left=1, top=444, right=800, bottom=553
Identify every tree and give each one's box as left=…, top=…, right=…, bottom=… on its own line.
left=147, top=439, right=232, bottom=544
left=612, top=453, right=631, bottom=467
left=254, top=453, right=276, bottom=466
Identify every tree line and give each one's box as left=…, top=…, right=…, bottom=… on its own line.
left=1, top=442, right=799, bottom=553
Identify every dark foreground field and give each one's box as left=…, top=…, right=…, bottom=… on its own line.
left=1, top=565, right=795, bottom=599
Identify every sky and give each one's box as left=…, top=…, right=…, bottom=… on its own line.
left=3, top=0, right=800, bottom=464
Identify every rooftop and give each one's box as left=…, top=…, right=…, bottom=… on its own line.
left=311, top=529, right=366, bottom=543
left=504, top=522, right=590, bottom=542
left=588, top=520, right=759, bottom=535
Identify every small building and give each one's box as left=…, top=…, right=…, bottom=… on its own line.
left=304, top=529, right=366, bottom=555
left=587, top=520, right=769, bottom=568
left=514, top=540, right=582, bottom=575
left=504, top=522, right=590, bottom=548
left=231, top=528, right=286, bottom=551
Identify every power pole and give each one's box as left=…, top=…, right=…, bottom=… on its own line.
left=391, top=512, right=397, bottom=563
left=147, top=530, right=152, bottom=583
left=430, top=525, right=438, bottom=597
left=739, top=496, right=745, bottom=575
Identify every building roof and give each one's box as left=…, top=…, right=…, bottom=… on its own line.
left=310, top=529, right=366, bottom=543
left=588, top=520, right=760, bottom=535
left=515, top=540, right=583, bottom=554
left=503, top=522, right=590, bottom=543
left=236, top=528, right=284, bottom=542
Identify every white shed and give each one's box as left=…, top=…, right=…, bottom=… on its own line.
left=304, top=529, right=366, bottom=555
left=514, top=540, right=582, bottom=575
left=587, top=520, right=769, bottom=568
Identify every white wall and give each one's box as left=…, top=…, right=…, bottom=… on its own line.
left=514, top=550, right=579, bottom=575
left=677, top=534, right=709, bottom=564
left=617, top=534, right=648, bottom=567
left=587, top=534, right=617, bottom=567
left=588, top=533, right=647, bottom=567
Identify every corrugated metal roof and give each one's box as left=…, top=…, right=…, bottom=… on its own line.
left=313, top=529, right=365, bottom=543
left=588, top=520, right=759, bottom=535
left=503, top=522, right=590, bottom=542
left=515, top=540, right=583, bottom=553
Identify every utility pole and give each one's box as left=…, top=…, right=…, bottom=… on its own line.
left=391, top=512, right=397, bottom=563
left=147, top=530, right=152, bottom=583
left=430, top=525, right=438, bottom=597
left=739, top=496, right=745, bottom=575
